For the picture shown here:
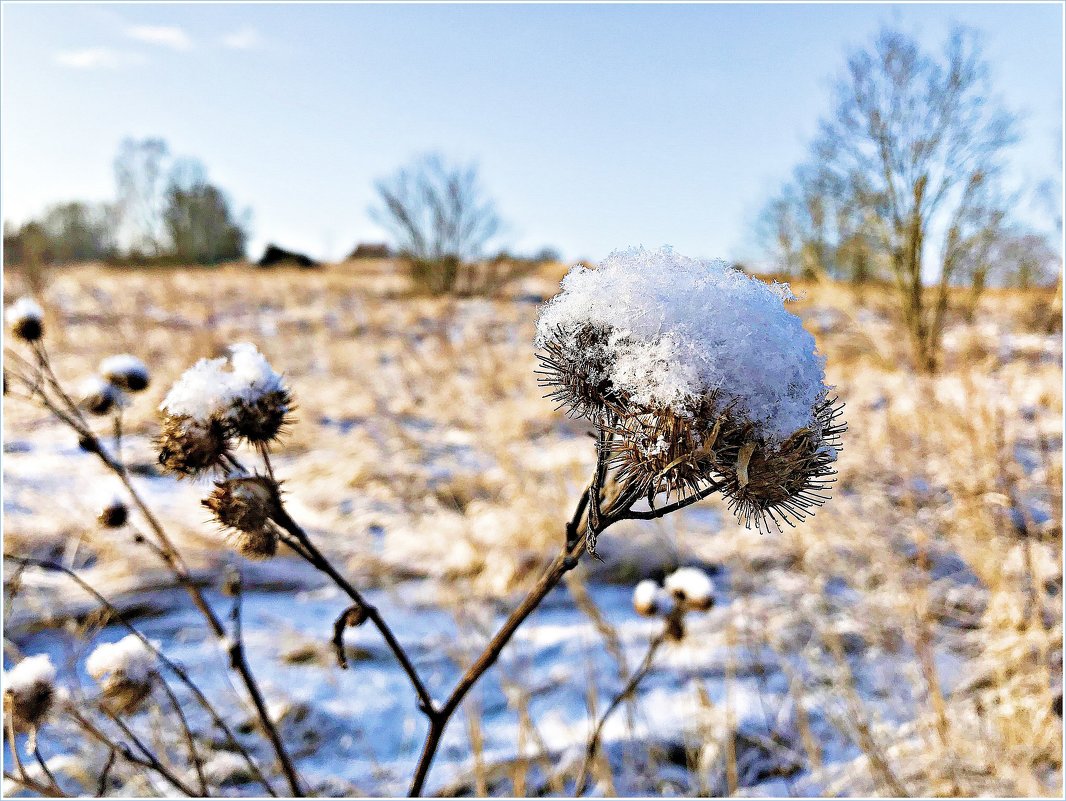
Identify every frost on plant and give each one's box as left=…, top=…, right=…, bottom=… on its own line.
left=536, top=246, right=846, bottom=530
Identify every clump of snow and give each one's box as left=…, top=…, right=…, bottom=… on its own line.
left=5, top=297, right=44, bottom=327
left=228, top=343, right=286, bottom=403
left=160, top=344, right=287, bottom=421
left=535, top=246, right=827, bottom=441
left=3, top=654, right=56, bottom=693
left=86, top=635, right=156, bottom=684
left=664, top=567, right=714, bottom=609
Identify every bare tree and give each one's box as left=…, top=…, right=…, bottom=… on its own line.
left=370, top=153, right=502, bottom=294
left=113, top=137, right=171, bottom=257
left=815, top=27, right=1017, bottom=372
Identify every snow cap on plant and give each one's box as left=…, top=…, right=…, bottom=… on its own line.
left=100, top=354, right=150, bottom=393
left=535, top=246, right=845, bottom=529
left=3, top=654, right=57, bottom=732
left=86, top=635, right=156, bottom=714
left=225, top=343, right=292, bottom=444
left=80, top=376, right=125, bottom=416
left=5, top=297, right=44, bottom=342
left=664, top=566, right=715, bottom=612
left=202, top=474, right=279, bottom=559
left=157, top=344, right=291, bottom=477
left=97, top=491, right=128, bottom=528
left=632, top=579, right=674, bottom=617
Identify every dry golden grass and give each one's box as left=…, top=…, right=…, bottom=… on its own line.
left=3, top=259, right=1062, bottom=796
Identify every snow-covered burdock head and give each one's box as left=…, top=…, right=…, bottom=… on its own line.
left=5, top=297, right=44, bottom=342
left=202, top=474, right=279, bottom=559
left=664, top=567, right=715, bottom=612
left=86, top=635, right=156, bottom=715
left=535, top=246, right=845, bottom=530
left=3, top=654, right=57, bottom=732
left=100, top=354, right=151, bottom=393
left=157, top=343, right=292, bottom=477
left=80, top=376, right=125, bottom=417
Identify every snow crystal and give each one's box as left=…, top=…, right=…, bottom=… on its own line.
left=535, top=246, right=828, bottom=441
left=86, top=635, right=156, bottom=684
left=5, top=296, right=44, bottom=326
left=3, top=654, right=56, bottom=693
left=100, top=354, right=149, bottom=384
left=664, top=567, right=714, bottom=606
left=160, top=344, right=287, bottom=421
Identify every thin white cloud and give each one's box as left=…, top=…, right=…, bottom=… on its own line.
left=55, top=47, right=144, bottom=70
left=125, top=25, right=192, bottom=51
left=221, top=27, right=263, bottom=51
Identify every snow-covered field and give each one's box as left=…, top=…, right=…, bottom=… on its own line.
left=3, top=260, right=1062, bottom=797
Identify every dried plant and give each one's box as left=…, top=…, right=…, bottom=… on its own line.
left=3, top=247, right=848, bottom=797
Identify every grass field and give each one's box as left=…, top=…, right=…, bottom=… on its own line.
left=3, top=259, right=1062, bottom=797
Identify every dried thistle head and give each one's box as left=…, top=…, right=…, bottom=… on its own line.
left=710, top=395, right=846, bottom=531
left=3, top=654, right=56, bottom=732
left=157, top=413, right=230, bottom=477
left=5, top=297, right=44, bottom=343
left=229, top=388, right=293, bottom=444
left=203, top=475, right=280, bottom=559
left=100, top=355, right=150, bottom=393
left=98, top=496, right=128, bottom=528
left=535, top=323, right=626, bottom=420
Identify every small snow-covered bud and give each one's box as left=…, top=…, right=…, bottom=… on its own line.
left=6, top=297, right=44, bottom=342
left=632, top=579, right=674, bottom=617
left=86, top=635, right=156, bottom=715
left=100, top=354, right=150, bottom=392
left=80, top=377, right=125, bottom=416
left=203, top=475, right=279, bottom=559
left=664, top=567, right=715, bottom=612
left=3, top=654, right=57, bottom=731
left=98, top=494, right=128, bottom=528
left=225, top=343, right=292, bottom=444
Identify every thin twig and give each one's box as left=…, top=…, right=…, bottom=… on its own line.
left=95, top=748, right=117, bottom=797
left=574, top=631, right=667, bottom=795
left=158, top=677, right=209, bottom=795
left=99, top=705, right=200, bottom=797
left=269, top=505, right=438, bottom=717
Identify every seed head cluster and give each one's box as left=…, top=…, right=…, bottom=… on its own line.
left=157, top=343, right=292, bottom=477
left=536, top=247, right=846, bottom=530
left=632, top=566, right=716, bottom=641
left=202, top=475, right=280, bottom=559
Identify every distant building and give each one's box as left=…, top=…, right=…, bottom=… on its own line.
left=348, top=242, right=392, bottom=260
left=257, top=244, right=318, bottom=268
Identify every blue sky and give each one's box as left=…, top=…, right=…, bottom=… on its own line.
left=2, top=2, right=1062, bottom=264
